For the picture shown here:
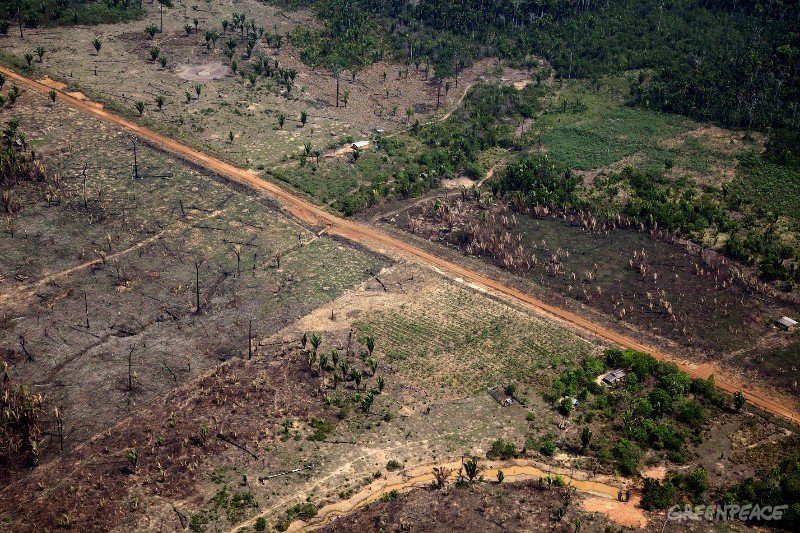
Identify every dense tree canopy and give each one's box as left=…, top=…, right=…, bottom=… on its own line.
left=280, top=0, right=799, bottom=132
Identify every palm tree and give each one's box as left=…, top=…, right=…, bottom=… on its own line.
left=185, top=90, right=192, bottom=103
left=463, top=458, right=479, bottom=483
left=126, top=448, right=139, bottom=472
left=342, top=89, right=350, bottom=107
left=48, top=89, right=57, bottom=106
left=24, top=52, right=33, bottom=67
left=277, top=113, right=285, bottom=129
left=364, top=335, right=375, bottom=357
left=146, top=24, right=158, bottom=39
left=376, top=375, right=385, bottom=393
left=222, top=19, right=229, bottom=33
left=7, top=86, right=19, bottom=105
left=351, top=369, right=362, bottom=390
left=184, top=24, right=192, bottom=36
left=159, top=57, right=167, bottom=69
left=228, top=130, right=234, bottom=143
left=156, top=0, right=173, bottom=34
left=304, top=142, right=312, bottom=156
left=150, top=47, right=160, bottom=62
left=300, top=110, right=308, bottom=127
left=366, top=358, right=377, bottom=376
left=135, top=101, right=145, bottom=115
left=92, top=38, right=102, bottom=54
left=193, top=18, right=199, bottom=32
left=194, top=84, right=202, bottom=97
left=310, top=334, right=321, bottom=353
left=406, top=107, right=414, bottom=123
left=155, top=95, right=165, bottom=111
left=35, top=46, right=45, bottom=62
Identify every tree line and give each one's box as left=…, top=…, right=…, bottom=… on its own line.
left=276, top=0, right=798, bottom=137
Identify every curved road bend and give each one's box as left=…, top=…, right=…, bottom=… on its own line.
left=2, top=66, right=798, bottom=424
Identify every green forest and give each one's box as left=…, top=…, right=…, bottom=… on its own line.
left=273, top=0, right=800, bottom=286
left=281, top=0, right=798, bottom=136
left=0, top=0, right=142, bottom=28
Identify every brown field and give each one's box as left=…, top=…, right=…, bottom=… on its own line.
left=382, top=195, right=800, bottom=401
left=0, top=0, right=500, bottom=173
left=0, top=5, right=798, bottom=532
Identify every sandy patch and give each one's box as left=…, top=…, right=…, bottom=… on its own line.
left=176, top=62, right=230, bottom=82
left=38, top=76, right=67, bottom=90
left=66, top=91, right=103, bottom=109
left=642, top=465, right=667, bottom=480
left=582, top=494, right=649, bottom=528
left=442, top=177, right=476, bottom=189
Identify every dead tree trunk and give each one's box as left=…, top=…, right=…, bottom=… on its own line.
left=248, top=318, right=253, bottom=360
left=127, top=345, right=135, bottom=391
left=194, top=259, right=203, bottom=314
left=84, top=290, right=90, bottom=329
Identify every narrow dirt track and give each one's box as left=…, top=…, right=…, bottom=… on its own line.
left=235, top=458, right=625, bottom=532
left=2, top=65, right=798, bottom=424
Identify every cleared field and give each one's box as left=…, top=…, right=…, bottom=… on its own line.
left=536, top=78, right=760, bottom=183
left=353, top=281, right=596, bottom=397
left=395, top=197, right=800, bottom=396
left=0, top=87, right=389, bottom=455
left=0, top=0, right=493, bottom=173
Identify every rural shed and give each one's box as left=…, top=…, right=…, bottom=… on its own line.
left=602, top=369, right=627, bottom=385
left=351, top=140, right=370, bottom=150
left=777, top=316, right=798, bottom=330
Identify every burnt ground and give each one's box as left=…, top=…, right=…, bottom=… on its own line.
left=379, top=195, right=800, bottom=399
left=0, top=349, right=329, bottom=532
left=318, top=480, right=602, bottom=533
left=316, top=479, right=751, bottom=533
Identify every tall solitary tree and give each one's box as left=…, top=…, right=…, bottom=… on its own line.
left=157, top=0, right=173, bottom=34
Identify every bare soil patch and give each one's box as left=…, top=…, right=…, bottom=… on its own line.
left=318, top=479, right=630, bottom=533
left=176, top=61, right=230, bottom=82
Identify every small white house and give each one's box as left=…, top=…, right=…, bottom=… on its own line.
left=777, top=316, right=798, bottom=331
left=351, top=140, right=370, bottom=150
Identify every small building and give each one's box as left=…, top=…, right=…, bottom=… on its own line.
left=777, top=316, right=798, bottom=331
left=351, top=140, right=370, bottom=150
left=602, top=369, right=627, bottom=386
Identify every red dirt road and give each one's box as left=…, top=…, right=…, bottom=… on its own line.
left=2, top=65, right=798, bottom=424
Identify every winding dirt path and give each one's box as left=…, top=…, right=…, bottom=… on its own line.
left=231, top=458, right=627, bottom=532
left=2, top=65, right=798, bottom=425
